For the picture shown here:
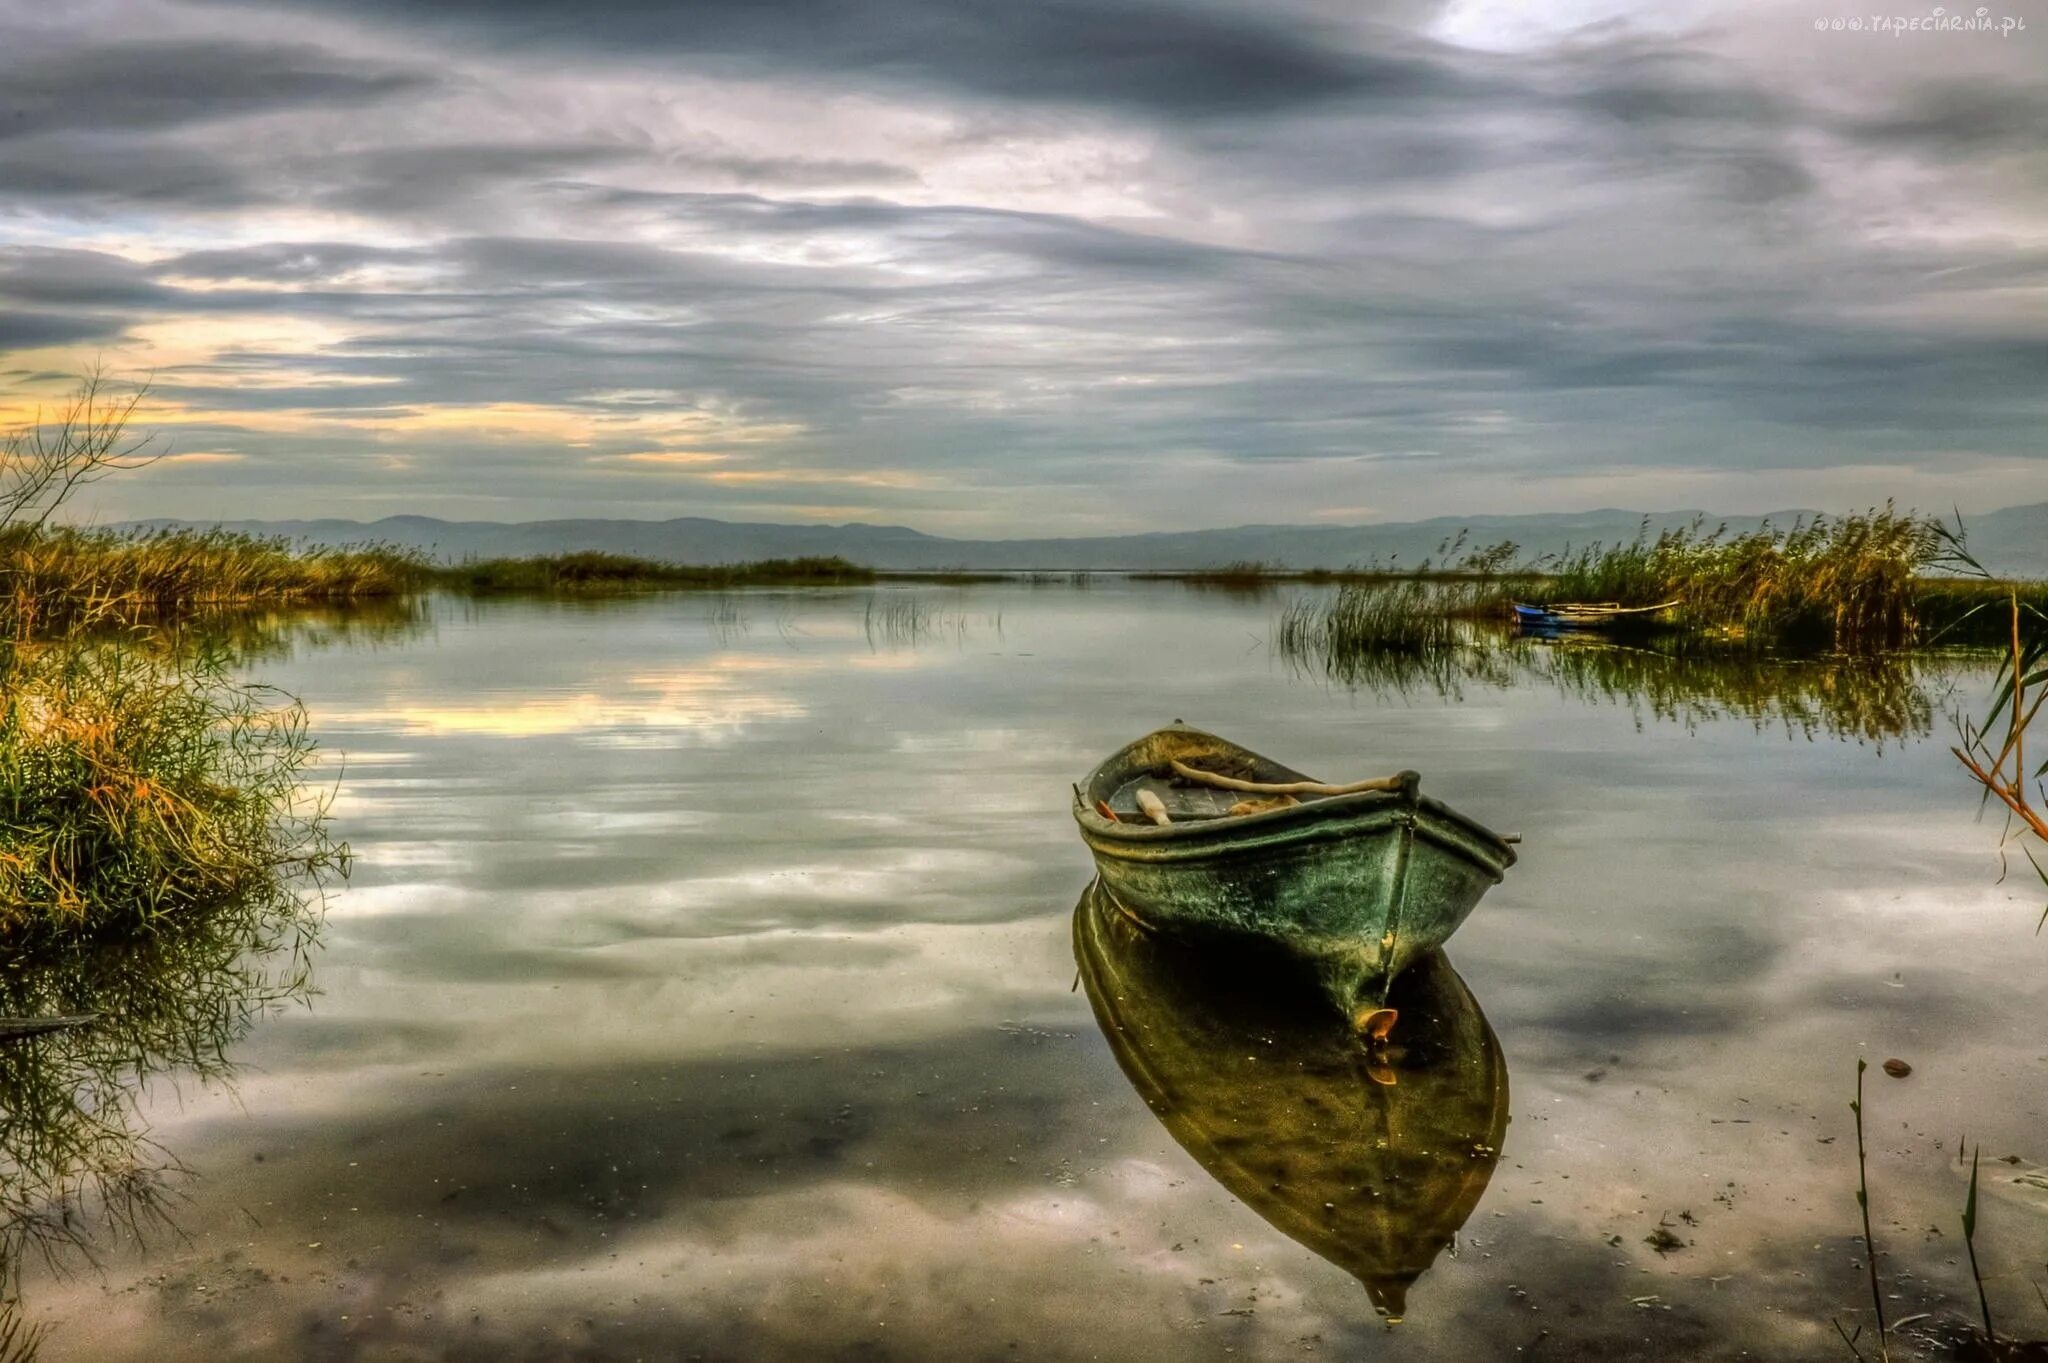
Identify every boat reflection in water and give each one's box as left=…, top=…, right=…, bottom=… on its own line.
left=1073, top=880, right=1508, bottom=1322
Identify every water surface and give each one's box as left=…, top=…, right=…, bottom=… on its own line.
left=12, top=583, right=2047, bottom=1360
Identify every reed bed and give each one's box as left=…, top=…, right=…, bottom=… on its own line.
left=861, top=591, right=977, bottom=648
left=0, top=641, right=344, bottom=949
left=0, top=526, right=426, bottom=636
left=0, top=530, right=879, bottom=622
left=1536, top=506, right=1942, bottom=650
left=1275, top=582, right=1507, bottom=696
left=1277, top=571, right=1522, bottom=644
left=1159, top=560, right=1283, bottom=590
left=1277, top=580, right=1464, bottom=659
left=0, top=378, right=345, bottom=948
left=434, top=553, right=873, bottom=594
left=864, top=593, right=932, bottom=646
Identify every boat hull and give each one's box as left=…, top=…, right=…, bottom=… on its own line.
left=1072, top=726, right=1515, bottom=1022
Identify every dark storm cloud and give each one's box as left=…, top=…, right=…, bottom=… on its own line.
left=314, top=141, right=646, bottom=215
left=0, top=247, right=169, bottom=309
left=1734, top=326, right=2048, bottom=437
left=662, top=151, right=921, bottom=188
left=1, top=245, right=451, bottom=329
left=199, top=0, right=1487, bottom=119
left=0, top=310, right=123, bottom=350
left=573, top=186, right=1293, bottom=278
left=1563, top=47, right=1790, bottom=127
left=0, top=136, right=251, bottom=207
left=0, top=38, right=431, bottom=139
left=1832, top=78, right=2048, bottom=154
left=159, top=241, right=428, bottom=283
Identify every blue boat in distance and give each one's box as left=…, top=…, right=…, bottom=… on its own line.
left=1511, top=600, right=1678, bottom=631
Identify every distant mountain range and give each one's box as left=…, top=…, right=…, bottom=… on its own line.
left=118, top=503, right=2048, bottom=577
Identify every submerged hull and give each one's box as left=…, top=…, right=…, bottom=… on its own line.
left=1072, top=725, right=1515, bottom=1021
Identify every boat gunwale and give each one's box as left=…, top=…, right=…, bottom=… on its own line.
left=1077, top=793, right=1513, bottom=878
left=1072, top=725, right=1517, bottom=868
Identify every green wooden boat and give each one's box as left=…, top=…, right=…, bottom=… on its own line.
left=1072, top=724, right=1516, bottom=1027
left=1074, top=883, right=1509, bottom=1322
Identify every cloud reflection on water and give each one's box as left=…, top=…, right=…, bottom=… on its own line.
left=11, top=585, right=2047, bottom=1359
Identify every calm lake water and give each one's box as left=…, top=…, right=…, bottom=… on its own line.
left=12, top=584, right=2048, bottom=1360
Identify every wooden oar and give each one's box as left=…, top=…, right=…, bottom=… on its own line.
left=1170, top=759, right=1416, bottom=798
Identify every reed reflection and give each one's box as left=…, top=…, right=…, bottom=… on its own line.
left=1073, top=881, right=1507, bottom=1322
left=1277, top=612, right=1970, bottom=744
left=0, top=885, right=319, bottom=1355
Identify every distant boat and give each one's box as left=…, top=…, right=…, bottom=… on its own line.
left=1511, top=600, right=1678, bottom=630
left=1071, top=725, right=1517, bottom=1027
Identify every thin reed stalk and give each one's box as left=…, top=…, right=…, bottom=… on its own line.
left=1849, top=1058, right=1890, bottom=1361
left=1933, top=519, right=2047, bottom=921
left=1963, top=1145, right=1995, bottom=1346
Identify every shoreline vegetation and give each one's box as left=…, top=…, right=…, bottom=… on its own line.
left=2, top=461, right=2030, bottom=649
left=1, top=378, right=346, bottom=954
left=0, top=377, right=336, bottom=1353
left=13, top=523, right=2042, bottom=626
left=1272, top=510, right=2048, bottom=656
left=436, top=551, right=875, bottom=594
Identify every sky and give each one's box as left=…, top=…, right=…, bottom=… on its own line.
left=0, top=0, right=2043, bottom=533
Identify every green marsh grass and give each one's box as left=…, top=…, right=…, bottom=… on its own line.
left=0, top=640, right=344, bottom=948
left=1535, top=506, right=1942, bottom=650
left=1919, top=578, right=2048, bottom=648
left=434, top=552, right=873, bottom=594
left=0, top=376, right=347, bottom=949
left=1275, top=582, right=1507, bottom=698
left=0, top=375, right=338, bottom=1358
left=1155, top=560, right=1285, bottom=594
left=1277, top=580, right=1463, bottom=659
left=0, top=526, right=426, bottom=637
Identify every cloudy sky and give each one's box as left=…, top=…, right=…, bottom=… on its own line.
left=1, top=0, right=2043, bottom=532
